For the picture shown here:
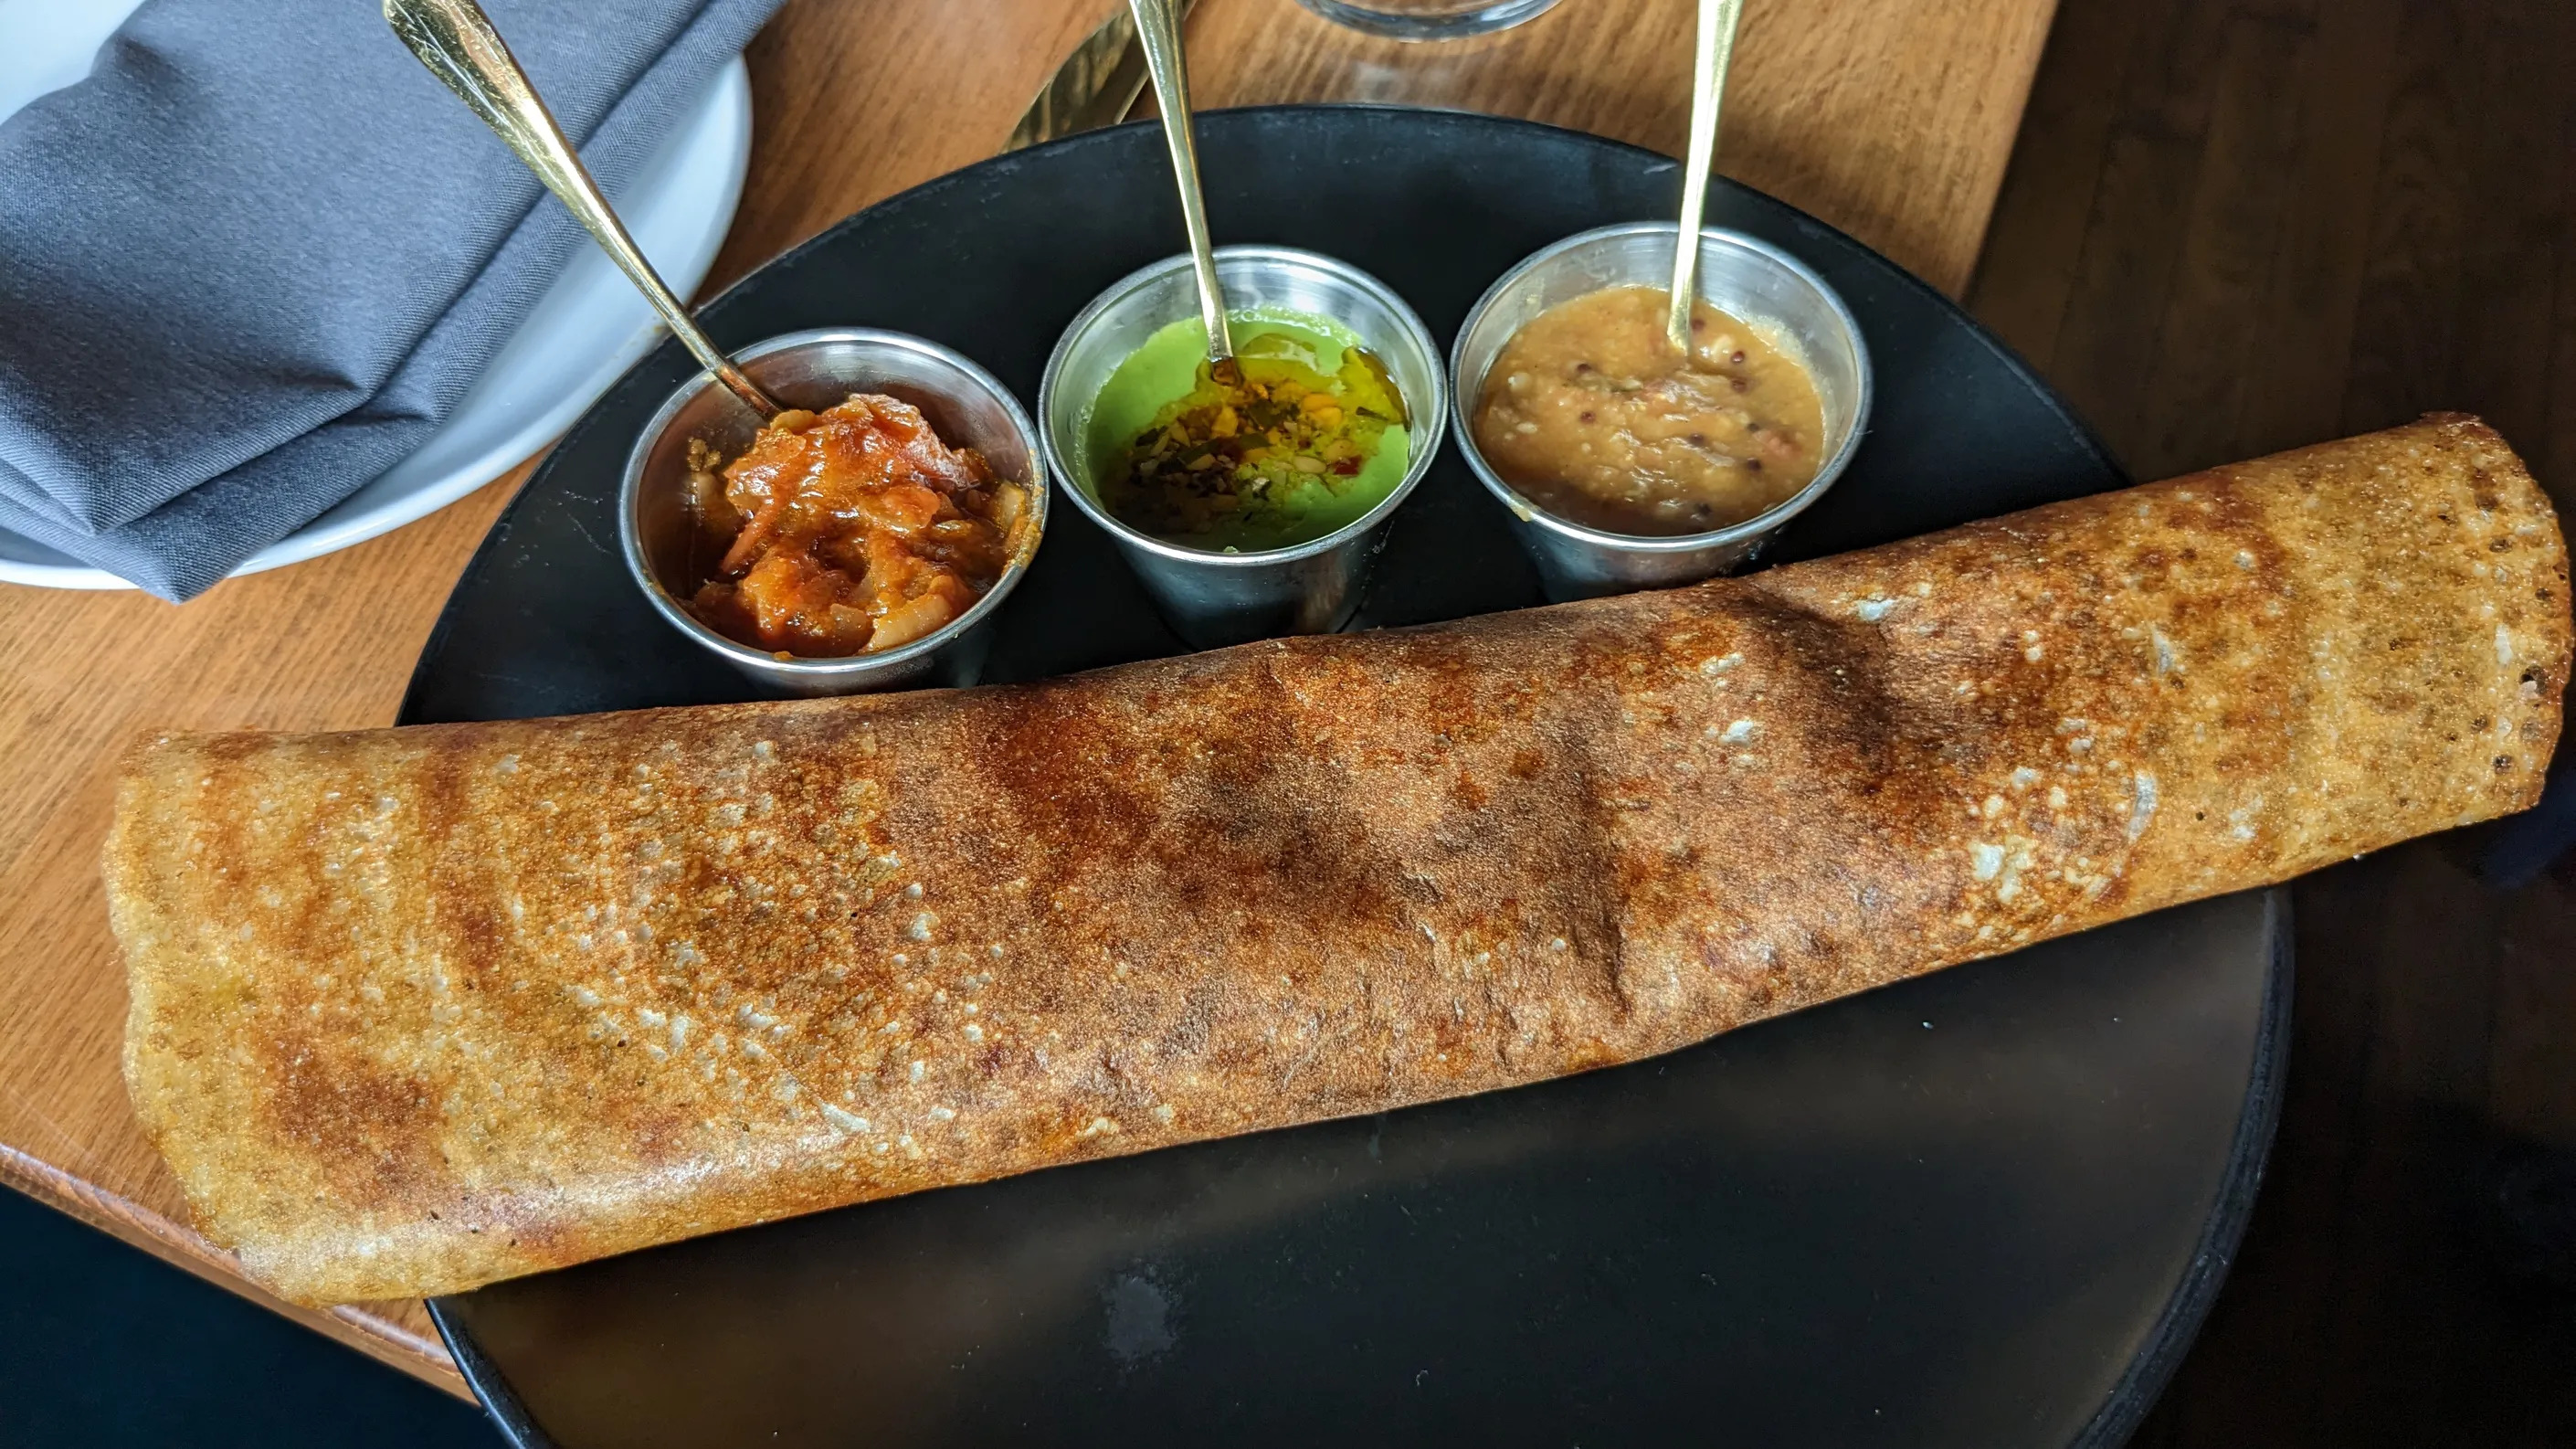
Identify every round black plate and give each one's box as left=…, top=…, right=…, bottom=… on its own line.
left=405, top=107, right=2287, bottom=1449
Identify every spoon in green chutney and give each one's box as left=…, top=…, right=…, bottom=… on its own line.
left=1127, top=0, right=1239, bottom=378
left=1666, top=0, right=1747, bottom=354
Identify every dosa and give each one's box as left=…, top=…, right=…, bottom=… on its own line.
left=109, top=417, right=2569, bottom=1306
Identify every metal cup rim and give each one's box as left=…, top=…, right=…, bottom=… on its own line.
left=1037, top=245, right=1450, bottom=568
left=616, top=326, right=1050, bottom=681
left=1447, top=221, right=1874, bottom=555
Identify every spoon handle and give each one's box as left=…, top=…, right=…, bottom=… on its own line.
left=1127, top=0, right=1233, bottom=363
left=1667, top=0, right=1746, bottom=353
left=384, top=0, right=776, bottom=419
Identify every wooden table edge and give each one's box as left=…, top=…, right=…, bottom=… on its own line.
left=0, top=1142, right=470, bottom=1399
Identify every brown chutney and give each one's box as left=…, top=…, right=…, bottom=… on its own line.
left=1472, top=284, right=1825, bottom=536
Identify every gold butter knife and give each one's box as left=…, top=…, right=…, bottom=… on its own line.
left=1005, top=0, right=1198, bottom=153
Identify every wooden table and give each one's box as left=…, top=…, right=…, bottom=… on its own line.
left=0, top=0, right=2057, bottom=1398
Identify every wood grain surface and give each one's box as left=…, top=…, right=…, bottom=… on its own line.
left=1969, top=0, right=2576, bottom=1442
left=0, top=0, right=2055, bottom=1399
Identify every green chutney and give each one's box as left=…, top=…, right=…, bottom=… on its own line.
left=1082, top=310, right=1411, bottom=553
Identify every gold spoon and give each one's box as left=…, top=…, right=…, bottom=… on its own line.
left=383, top=0, right=779, bottom=420
left=1126, top=0, right=1236, bottom=375
left=1666, top=0, right=1747, bottom=354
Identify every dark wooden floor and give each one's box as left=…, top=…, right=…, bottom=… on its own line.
left=1966, top=0, right=2576, bottom=1442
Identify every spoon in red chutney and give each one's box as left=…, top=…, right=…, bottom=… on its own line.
left=384, top=0, right=781, bottom=421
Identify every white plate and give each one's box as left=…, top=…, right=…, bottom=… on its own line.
left=0, top=0, right=753, bottom=589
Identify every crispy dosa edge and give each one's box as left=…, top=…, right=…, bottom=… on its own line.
left=110, top=417, right=2569, bottom=1304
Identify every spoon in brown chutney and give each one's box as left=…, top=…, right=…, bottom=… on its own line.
left=1664, top=0, right=1747, bottom=355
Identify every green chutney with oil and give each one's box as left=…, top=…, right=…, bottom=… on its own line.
left=1082, top=311, right=1411, bottom=553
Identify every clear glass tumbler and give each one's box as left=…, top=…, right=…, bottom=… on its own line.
left=1293, top=0, right=1564, bottom=41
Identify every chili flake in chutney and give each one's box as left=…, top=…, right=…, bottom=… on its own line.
left=682, top=394, right=1030, bottom=657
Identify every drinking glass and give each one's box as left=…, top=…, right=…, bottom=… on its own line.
left=1293, top=0, right=1563, bottom=41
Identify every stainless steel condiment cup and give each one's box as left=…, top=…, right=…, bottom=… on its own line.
left=1450, top=222, right=1873, bottom=600
left=1038, top=246, right=1447, bottom=649
left=618, top=328, right=1049, bottom=696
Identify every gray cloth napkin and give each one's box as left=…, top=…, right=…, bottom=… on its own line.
left=0, top=0, right=783, bottom=599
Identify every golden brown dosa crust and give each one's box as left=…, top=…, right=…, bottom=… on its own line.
left=110, top=417, right=2569, bottom=1305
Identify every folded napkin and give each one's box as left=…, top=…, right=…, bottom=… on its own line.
left=0, top=0, right=782, bottom=599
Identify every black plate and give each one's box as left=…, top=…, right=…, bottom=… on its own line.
left=405, top=107, right=2287, bottom=1449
